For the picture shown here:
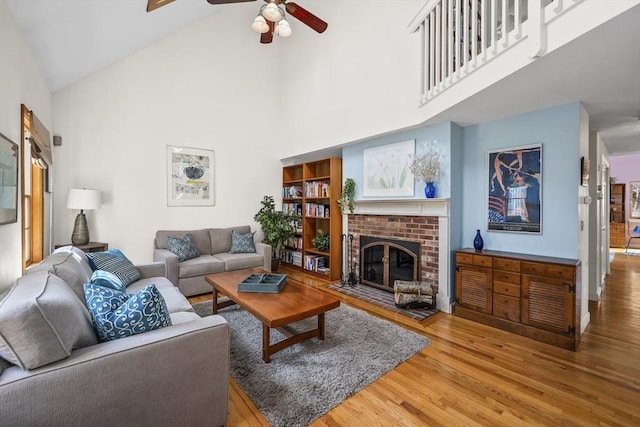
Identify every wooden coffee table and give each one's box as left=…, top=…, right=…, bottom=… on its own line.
left=205, top=269, right=340, bottom=363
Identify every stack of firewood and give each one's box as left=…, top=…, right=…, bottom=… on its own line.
left=393, top=280, right=437, bottom=309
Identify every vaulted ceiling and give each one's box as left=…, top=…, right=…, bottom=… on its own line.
left=6, top=0, right=640, bottom=156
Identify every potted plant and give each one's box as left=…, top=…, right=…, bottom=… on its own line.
left=254, top=195, right=298, bottom=271
left=312, top=229, right=330, bottom=252
left=338, top=178, right=356, bottom=214
left=409, top=142, right=441, bottom=198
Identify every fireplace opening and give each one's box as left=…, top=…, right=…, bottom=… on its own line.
left=360, top=236, right=420, bottom=292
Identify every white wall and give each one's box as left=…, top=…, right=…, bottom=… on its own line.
left=278, top=1, right=424, bottom=158
left=52, top=7, right=283, bottom=264
left=0, top=0, right=52, bottom=291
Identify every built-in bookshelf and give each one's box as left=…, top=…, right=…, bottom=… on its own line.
left=281, top=158, right=342, bottom=281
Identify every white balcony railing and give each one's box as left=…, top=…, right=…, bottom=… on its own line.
left=408, top=0, right=582, bottom=105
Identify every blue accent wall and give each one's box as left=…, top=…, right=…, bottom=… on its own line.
left=343, top=122, right=454, bottom=199
left=461, top=103, right=581, bottom=258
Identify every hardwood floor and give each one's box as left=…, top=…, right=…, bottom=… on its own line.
left=193, top=252, right=640, bottom=426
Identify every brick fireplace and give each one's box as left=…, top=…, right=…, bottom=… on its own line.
left=349, top=215, right=439, bottom=289
left=344, top=199, right=451, bottom=312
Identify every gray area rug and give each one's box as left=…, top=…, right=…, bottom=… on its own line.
left=193, top=300, right=430, bottom=427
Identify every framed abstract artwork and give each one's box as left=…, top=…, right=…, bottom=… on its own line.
left=0, top=132, right=19, bottom=225
left=487, top=144, right=542, bottom=234
left=362, top=139, right=415, bottom=197
left=166, top=145, right=215, bottom=207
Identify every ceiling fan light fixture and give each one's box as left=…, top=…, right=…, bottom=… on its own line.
left=276, top=19, right=292, bottom=37
left=262, top=2, right=283, bottom=22
left=251, top=15, right=270, bottom=33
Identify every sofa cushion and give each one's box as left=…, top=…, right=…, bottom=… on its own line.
left=170, top=311, right=201, bottom=325
left=85, top=249, right=141, bottom=286
left=127, top=278, right=192, bottom=313
left=0, top=271, right=98, bottom=370
left=84, top=283, right=172, bottom=342
left=179, top=254, right=225, bottom=278
left=89, top=270, right=126, bottom=292
left=214, top=252, right=265, bottom=271
left=27, top=246, right=94, bottom=303
left=156, top=229, right=212, bottom=255
left=210, top=226, right=250, bottom=254
left=230, top=230, right=256, bottom=254
left=167, top=233, right=201, bottom=262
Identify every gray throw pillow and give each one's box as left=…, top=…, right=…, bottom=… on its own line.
left=167, top=233, right=201, bottom=262
left=230, top=230, right=256, bottom=254
left=0, top=271, right=98, bottom=370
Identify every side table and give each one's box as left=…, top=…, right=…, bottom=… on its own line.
left=54, top=242, right=109, bottom=253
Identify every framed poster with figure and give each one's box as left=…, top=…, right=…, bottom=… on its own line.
left=0, top=132, right=18, bottom=225
left=487, top=144, right=542, bottom=234
left=167, top=145, right=215, bottom=206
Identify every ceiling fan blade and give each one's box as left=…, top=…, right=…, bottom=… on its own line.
left=207, top=0, right=257, bottom=4
left=261, top=21, right=274, bottom=44
left=147, top=0, right=176, bottom=12
left=285, top=2, right=328, bottom=33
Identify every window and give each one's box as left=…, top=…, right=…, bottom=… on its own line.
left=21, top=105, right=48, bottom=270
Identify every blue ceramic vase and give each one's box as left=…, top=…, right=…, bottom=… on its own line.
left=473, top=229, right=484, bottom=252
left=424, top=182, right=436, bottom=198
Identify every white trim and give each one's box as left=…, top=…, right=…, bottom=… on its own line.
left=354, top=198, right=449, bottom=217
left=346, top=198, right=452, bottom=313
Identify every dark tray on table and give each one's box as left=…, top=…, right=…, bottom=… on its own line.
left=238, top=273, right=287, bottom=293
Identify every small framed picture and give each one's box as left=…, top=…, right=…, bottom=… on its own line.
left=580, top=157, right=589, bottom=187
left=167, top=145, right=215, bottom=206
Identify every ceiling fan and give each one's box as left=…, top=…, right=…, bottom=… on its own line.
left=146, top=0, right=327, bottom=44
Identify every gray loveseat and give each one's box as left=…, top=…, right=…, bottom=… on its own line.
left=154, top=225, right=272, bottom=297
left=0, top=246, right=229, bottom=427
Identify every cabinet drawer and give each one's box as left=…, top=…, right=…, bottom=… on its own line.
left=493, top=281, right=521, bottom=297
left=493, top=295, right=520, bottom=322
left=456, top=253, right=492, bottom=268
left=493, top=270, right=520, bottom=285
left=522, top=262, right=546, bottom=276
left=472, top=254, right=492, bottom=268
left=546, top=265, right=574, bottom=281
left=456, top=253, right=473, bottom=264
left=493, top=258, right=521, bottom=272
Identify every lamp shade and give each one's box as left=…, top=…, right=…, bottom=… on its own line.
left=66, top=189, right=101, bottom=210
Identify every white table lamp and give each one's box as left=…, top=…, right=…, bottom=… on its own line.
left=66, top=188, right=101, bottom=245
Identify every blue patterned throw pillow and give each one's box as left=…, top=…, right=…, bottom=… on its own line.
left=83, top=283, right=172, bottom=342
left=230, top=230, right=256, bottom=254
left=89, top=270, right=126, bottom=292
left=85, top=249, right=141, bottom=286
left=167, top=233, right=201, bottom=262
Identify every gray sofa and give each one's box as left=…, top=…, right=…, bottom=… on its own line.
left=154, top=225, right=272, bottom=297
left=0, top=246, right=229, bottom=427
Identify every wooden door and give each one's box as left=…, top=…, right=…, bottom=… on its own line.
left=522, top=274, right=575, bottom=336
left=455, top=264, right=492, bottom=313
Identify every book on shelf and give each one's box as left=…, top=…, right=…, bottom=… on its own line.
left=283, top=185, right=303, bottom=199
left=304, top=255, right=326, bottom=272
left=304, top=180, right=330, bottom=198
left=304, top=203, right=331, bottom=218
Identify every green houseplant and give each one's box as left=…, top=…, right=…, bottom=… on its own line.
left=338, top=178, right=356, bottom=214
left=312, top=229, right=330, bottom=252
left=254, top=195, right=298, bottom=271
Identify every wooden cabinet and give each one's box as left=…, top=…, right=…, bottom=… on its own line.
left=455, top=252, right=492, bottom=313
left=281, top=158, right=342, bottom=281
left=455, top=249, right=581, bottom=350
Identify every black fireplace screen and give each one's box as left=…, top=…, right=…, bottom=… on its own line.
left=360, top=236, right=420, bottom=292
